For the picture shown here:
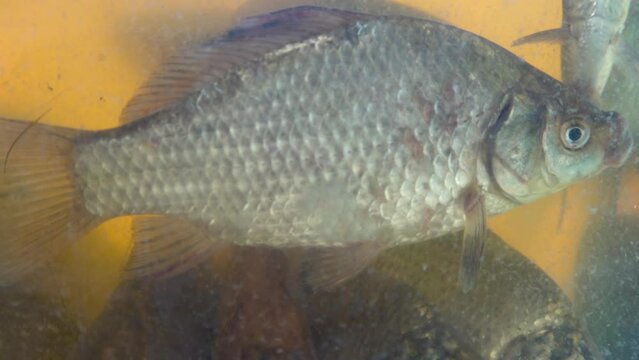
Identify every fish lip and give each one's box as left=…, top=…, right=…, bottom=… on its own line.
left=603, top=116, right=633, bottom=167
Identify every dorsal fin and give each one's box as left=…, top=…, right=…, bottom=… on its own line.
left=120, top=6, right=373, bottom=124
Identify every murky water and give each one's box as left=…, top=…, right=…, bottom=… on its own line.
left=1, top=1, right=637, bottom=359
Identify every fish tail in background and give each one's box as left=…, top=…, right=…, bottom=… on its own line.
left=0, top=118, right=95, bottom=285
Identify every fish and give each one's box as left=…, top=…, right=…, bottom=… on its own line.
left=513, top=0, right=634, bottom=103
left=0, top=6, right=632, bottom=294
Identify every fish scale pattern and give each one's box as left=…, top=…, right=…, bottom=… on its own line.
left=73, top=19, right=523, bottom=247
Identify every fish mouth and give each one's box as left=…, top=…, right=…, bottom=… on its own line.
left=603, top=114, right=633, bottom=168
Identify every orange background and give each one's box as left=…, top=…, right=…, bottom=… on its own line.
left=0, top=0, right=619, bottom=323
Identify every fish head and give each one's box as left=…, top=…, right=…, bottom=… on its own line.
left=541, top=90, right=633, bottom=181
left=486, top=87, right=633, bottom=204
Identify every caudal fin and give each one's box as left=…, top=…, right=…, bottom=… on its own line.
left=0, top=118, right=95, bottom=285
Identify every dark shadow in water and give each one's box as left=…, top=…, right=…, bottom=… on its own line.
left=63, top=231, right=597, bottom=360
left=0, top=286, right=79, bottom=359
left=70, top=263, right=220, bottom=360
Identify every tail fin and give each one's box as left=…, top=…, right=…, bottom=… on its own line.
left=0, top=118, right=95, bottom=285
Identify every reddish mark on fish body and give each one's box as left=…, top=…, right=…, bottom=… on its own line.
left=369, top=178, right=387, bottom=203
left=610, top=32, right=621, bottom=45
left=444, top=115, right=458, bottom=135
left=421, top=209, right=434, bottom=232
left=440, top=80, right=466, bottom=125
left=400, top=127, right=423, bottom=160
left=442, top=82, right=456, bottom=101
left=422, top=102, right=434, bottom=125
left=140, top=139, right=159, bottom=152
left=411, top=85, right=434, bottom=125
left=461, top=187, right=481, bottom=213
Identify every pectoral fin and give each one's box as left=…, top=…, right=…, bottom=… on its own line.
left=512, top=28, right=569, bottom=46
left=459, top=187, right=486, bottom=293
left=125, top=216, right=224, bottom=280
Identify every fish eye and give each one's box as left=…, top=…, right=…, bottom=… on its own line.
left=560, top=119, right=590, bottom=150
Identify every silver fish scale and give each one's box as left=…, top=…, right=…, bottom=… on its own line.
left=74, top=18, right=524, bottom=247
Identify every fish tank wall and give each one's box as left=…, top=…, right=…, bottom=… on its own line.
left=0, top=0, right=637, bottom=359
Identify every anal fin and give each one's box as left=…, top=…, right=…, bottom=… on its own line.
left=458, top=187, right=486, bottom=293
left=299, top=241, right=386, bottom=293
left=125, top=216, right=222, bottom=280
